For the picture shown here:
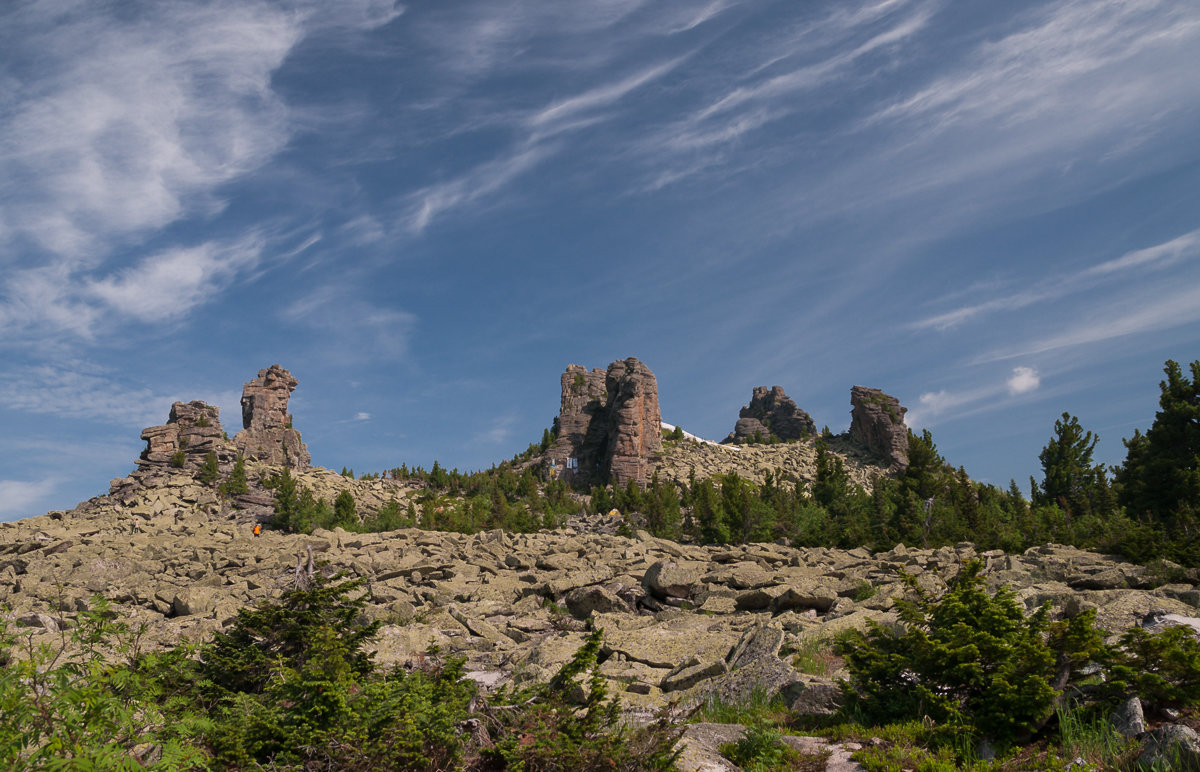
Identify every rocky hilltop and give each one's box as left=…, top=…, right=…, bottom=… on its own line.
left=4, top=361, right=1199, bottom=768
left=2, top=492, right=1191, bottom=720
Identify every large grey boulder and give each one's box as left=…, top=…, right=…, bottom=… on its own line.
left=1111, top=696, right=1146, bottom=739
left=643, top=560, right=703, bottom=601
left=1138, top=724, right=1200, bottom=770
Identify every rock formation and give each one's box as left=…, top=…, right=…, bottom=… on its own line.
left=848, top=385, right=908, bottom=469
left=724, top=386, right=816, bottom=443
left=138, top=401, right=227, bottom=471
left=604, top=358, right=663, bottom=487
left=549, top=357, right=662, bottom=487
left=551, top=365, right=610, bottom=481
left=234, top=364, right=310, bottom=470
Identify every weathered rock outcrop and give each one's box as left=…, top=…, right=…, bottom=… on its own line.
left=604, top=358, right=663, bottom=487
left=848, top=386, right=908, bottom=469
left=138, top=401, right=228, bottom=471
left=550, top=365, right=610, bottom=482
left=549, top=357, right=662, bottom=487
left=234, top=364, right=309, bottom=470
left=725, top=386, right=816, bottom=444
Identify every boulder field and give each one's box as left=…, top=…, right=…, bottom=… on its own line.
left=2, top=476, right=1193, bottom=724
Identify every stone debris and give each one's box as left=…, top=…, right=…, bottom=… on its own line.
left=2, top=477, right=1191, bottom=721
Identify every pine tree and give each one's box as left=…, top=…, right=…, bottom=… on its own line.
left=1035, top=412, right=1106, bottom=517
left=1117, top=360, right=1200, bottom=529
left=222, top=454, right=249, bottom=497
left=333, top=490, right=357, bottom=530
left=197, top=451, right=220, bottom=486
left=271, top=469, right=301, bottom=532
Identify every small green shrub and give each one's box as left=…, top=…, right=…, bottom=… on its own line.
left=853, top=581, right=877, bottom=602
left=0, top=598, right=211, bottom=770
left=197, top=451, right=220, bottom=486
left=1104, top=623, right=1200, bottom=710
left=169, top=449, right=186, bottom=468
left=791, top=636, right=840, bottom=678
left=720, top=721, right=801, bottom=772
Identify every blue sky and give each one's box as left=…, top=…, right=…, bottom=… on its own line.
left=2, top=0, right=1199, bottom=521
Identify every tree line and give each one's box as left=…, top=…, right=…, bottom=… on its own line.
left=263, top=359, right=1199, bottom=568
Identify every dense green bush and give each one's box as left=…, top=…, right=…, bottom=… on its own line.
left=836, top=560, right=1105, bottom=746
left=0, top=599, right=210, bottom=770
left=0, top=570, right=682, bottom=770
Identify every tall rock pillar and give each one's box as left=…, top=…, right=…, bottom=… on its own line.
left=848, top=386, right=909, bottom=469
left=234, top=364, right=310, bottom=470
left=548, top=357, right=663, bottom=487
left=604, top=357, right=663, bottom=487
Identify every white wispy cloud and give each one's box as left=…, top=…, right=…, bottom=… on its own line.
left=529, top=57, right=685, bottom=131
left=912, top=228, right=1200, bottom=332
left=1007, top=366, right=1040, bottom=395
left=283, top=284, right=416, bottom=363
left=406, top=144, right=558, bottom=233
left=1086, top=228, right=1200, bottom=276
left=846, top=0, right=1200, bottom=213
left=906, top=365, right=1042, bottom=428
left=0, top=363, right=175, bottom=427
left=694, top=5, right=932, bottom=123
left=980, top=281, right=1200, bottom=363
left=871, top=0, right=1200, bottom=131
left=0, top=0, right=402, bottom=347
left=0, top=479, right=58, bottom=518
left=406, top=53, right=684, bottom=232
left=0, top=234, right=266, bottom=341
left=0, top=2, right=300, bottom=260
left=87, top=236, right=264, bottom=323
left=665, top=0, right=737, bottom=34
left=471, top=414, right=517, bottom=445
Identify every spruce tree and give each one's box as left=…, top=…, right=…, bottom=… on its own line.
left=333, top=490, right=357, bottom=530
left=222, top=454, right=249, bottom=497
left=197, top=451, right=220, bottom=486
left=1035, top=412, right=1107, bottom=517
left=1117, top=360, right=1200, bottom=528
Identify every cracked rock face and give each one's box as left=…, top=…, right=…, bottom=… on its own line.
left=726, top=386, right=816, bottom=444
left=604, top=357, right=663, bottom=488
left=234, top=364, right=310, bottom=470
left=848, top=386, right=908, bottom=469
left=138, top=401, right=227, bottom=471
left=549, top=357, right=662, bottom=487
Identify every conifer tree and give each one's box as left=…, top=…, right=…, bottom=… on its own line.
left=333, top=490, right=357, bottom=530
left=1035, top=412, right=1107, bottom=517
left=197, top=451, right=220, bottom=486
left=1117, top=360, right=1200, bottom=529
left=223, top=454, right=249, bottom=496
